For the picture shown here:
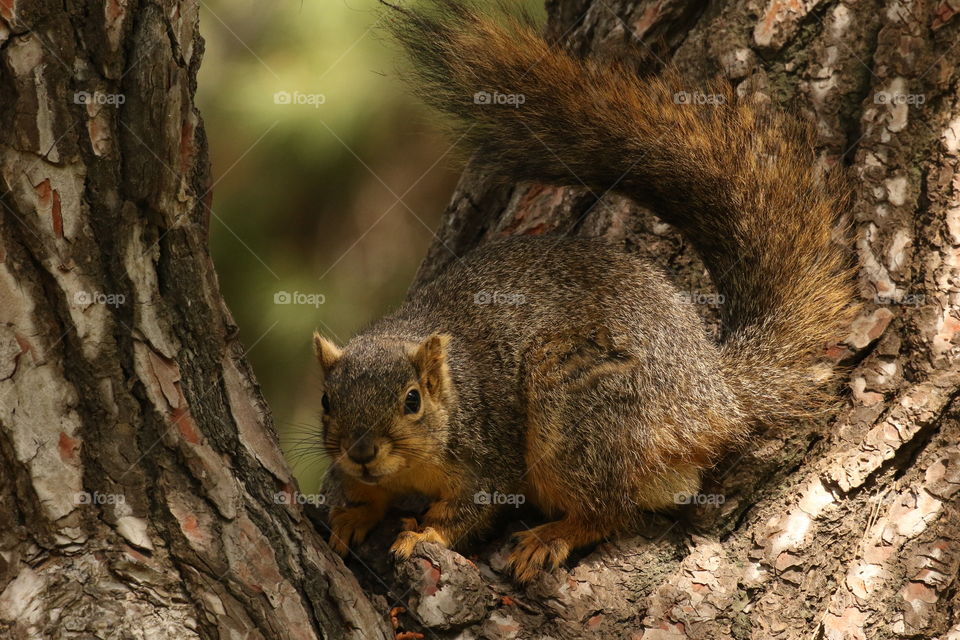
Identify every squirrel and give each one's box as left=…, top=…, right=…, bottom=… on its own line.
left=313, top=0, right=859, bottom=583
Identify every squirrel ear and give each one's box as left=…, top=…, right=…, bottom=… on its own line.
left=313, top=331, right=342, bottom=374
left=410, top=333, right=451, bottom=396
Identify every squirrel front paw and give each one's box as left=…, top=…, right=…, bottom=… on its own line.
left=390, top=523, right=451, bottom=559
left=328, top=505, right=385, bottom=556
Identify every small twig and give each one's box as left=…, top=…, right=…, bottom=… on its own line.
left=389, top=606, right=405, bottom=630
left=377, top=0, right=412, bottom=16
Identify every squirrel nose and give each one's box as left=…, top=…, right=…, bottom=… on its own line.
left=346, top=439, right=379, bottom=465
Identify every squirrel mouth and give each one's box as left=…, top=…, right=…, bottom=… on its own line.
left=358, top=468, right=380, bottom=484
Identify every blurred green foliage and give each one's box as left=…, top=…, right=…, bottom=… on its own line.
left=197, top=0, right=544, bottom=491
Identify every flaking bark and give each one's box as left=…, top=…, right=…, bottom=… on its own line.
left=0, top=1, right=389, bottom=638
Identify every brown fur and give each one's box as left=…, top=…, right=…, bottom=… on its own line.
left=313, top=1, right=860, bottom=582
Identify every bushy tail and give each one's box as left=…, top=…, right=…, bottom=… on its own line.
left=385, top=0, right=859, bottom=424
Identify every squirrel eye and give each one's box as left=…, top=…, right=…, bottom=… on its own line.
left=403, top=389, right=421, bottom=415
left=321, top=393, right=331, bottom=413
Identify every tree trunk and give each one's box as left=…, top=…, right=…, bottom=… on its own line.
left=0, top=2, right=389, bottom=638
left=1, top=1, right=958, bottom=639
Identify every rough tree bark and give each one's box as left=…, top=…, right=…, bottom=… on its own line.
left=0, top=1, right=390, bottom=638
left=0, top=1, right=958, bottom=640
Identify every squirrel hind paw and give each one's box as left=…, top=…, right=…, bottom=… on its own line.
left=508, top=518, right=610, bottom=583
left=507, top=528, right=572, bottom=583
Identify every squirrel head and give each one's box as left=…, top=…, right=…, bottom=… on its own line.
left=313, top=331, right=455, bottom=484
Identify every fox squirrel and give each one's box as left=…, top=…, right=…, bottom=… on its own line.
left=314, top=0, right=859, bottom=583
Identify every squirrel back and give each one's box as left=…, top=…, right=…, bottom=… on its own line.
left=386, top=0, right=860, bottom=426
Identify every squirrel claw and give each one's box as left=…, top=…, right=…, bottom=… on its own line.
left=390, top=526, right=450, bottom=559
left=508, top=527, right=571, bottom=583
